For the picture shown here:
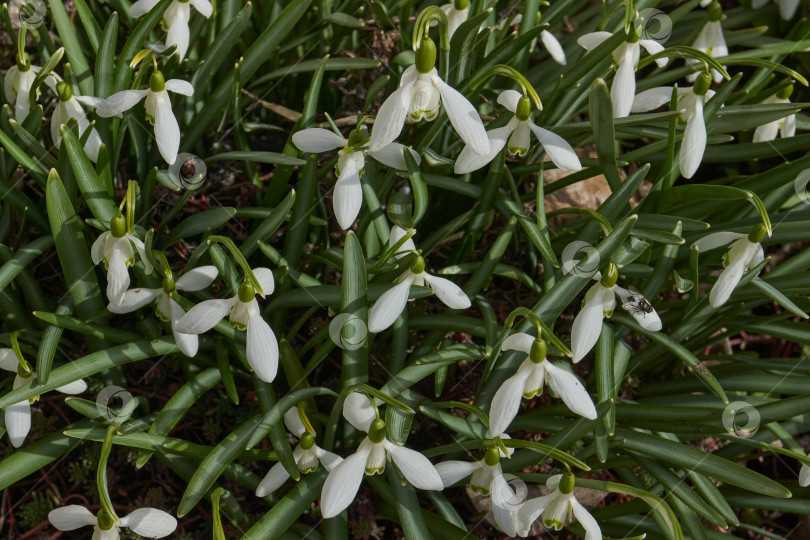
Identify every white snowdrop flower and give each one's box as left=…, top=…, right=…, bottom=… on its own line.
left=48, top=80, right=103, bottom=162
left=540, top=30, right=567, bottom=65
left=577, top=28, right=668, bottom=118
left=3, top=52, right=44, bottom=121
left=454, top=90, right=581, bottom=174
left=687, top=2, right=727, bottom=84
left=176, top=268, right=279, bottom=382
left=129, top=0, right=213, bottom=60
left=511, top=473, right=601, bottom=539
left=107, top=266, right=218, bottom=357
left=0, top=349, right=87, bottom=448
left=800, top=463, right=810, bottom=487
left=631, top=74, right=714, bottom=179
left=91, top=214, right=154, bottom=306
left=292, top=126, right=420, bottom=229
left=489, top=334, right=596, bottom=437
left=368, top=226, right=471, bottom=332
left=692, top=224, right=767, bottom=308
left=752, top=0, right=800, bottom=20
left=320, top=392, right=443, bottom=518
left=369, top=36, right=488, bottom=157
left=440, top=0, right=469, bottom=38
left=87, top=71, right=193, bottom=164
left=571, top=266, right=662, bottom=363
left=256, top=407, right=343, bottom=496
left=49, top=504, right=176, bottom=539
left=753, top=86, right=796, bottom=143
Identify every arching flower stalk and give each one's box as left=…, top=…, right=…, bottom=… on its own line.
left=176, top=268, right=279, bottom=382
left=129, top=0, right=213, bottom=60
left=107, top=266, right=219, bottom=357
left=292, top=124, right=420, bottom=229
left=256, top=407, right=342, bottom=496
left=454, top=90, right=581, bottom=174
left=571, top=264, right=662, bottom=363
left=578, top=23, right=668, bottom=118
left=692, top=224, right=768, bottom=307
left=368, top=226, right=471, bottom=332
left=320, top=392, right=443, bottom=518
left=489, top=333, right=597, bottom=437
left=369, top=34, right=488, bottom=157
left=1, top=345, right=86, bottom=448
left=687, top=1, right=727, bottom=84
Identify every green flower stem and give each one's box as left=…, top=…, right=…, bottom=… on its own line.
left=206, top=235, right=264, bottom=296
left=97, top=424, right=119, bottom=520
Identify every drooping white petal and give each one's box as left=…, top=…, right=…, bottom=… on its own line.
left=544, top=361, right=597, bottom=419
left=128, top=236, right=153, bottom=275
left=781, top=113, right=796, bottom=138
left=94, top=90, right=149, bottom=117
left=454, top=120, right=516, bottom=174
left=48, top=505, right=97, bottom=531
left=435, top=460, right=479, bottom=487
left=490, top=474, right=519, bottom=536
left=190, top=0, right=213, bottom=17
left=119, top=508, right=177, bottom=538
left=56, top=379, right=88, bottom=395
left=333, top=151, right=363, bottom=230
left=0, top=349, right=18, bottom=371
left=246, top=315, right=279, bottom=383
left=570, top=498, right=602, bottom=540
left=252, top=267, right=276, bottom=296
left=753, top=120, right=779, bottom=143
left=129, top=0, right=160, bottom=17
left=431, top=73, right=489, bottom=156
left=292, top=128, right=346, bottom=153
left=571, top=284, right=608, bottom=363
left=384, top=440, right=443, bottom=490
left=166, top=4, right=191, bottom=60
left=541, top=30, right=567, bottom=65
left=175, top=265, right=218, bottom=292
left=497, top=89, right=523, bottom=113
left=611, top=53, right=636, bottom=118
left=527, top=122, right=582, bottom=171
left=175, top=298, right=236, bottom=334
left=255, top=462, right=291, bottom=497
left=283, top=406, right=307, bottom=437
left=489, top=360, right=534, bottom=437
left=368, top=273, right=416, bottom=332
left=153, top=91, right=180, bottom=164
left=106, top=249, right=130, bottom=306
left=389, top=225, right=416, bottom=254
left=320, top=440, right=374, bottom=518
left=368, top=82, right=413, bottom=152
left=800, top=463, right=810, bottom=487
left=639, top=39, right=668, bottom=67
left=6, top=399, right=31, bottom=448
left=692, top=232, right=745, bottom=252
left=710, top=242, right=758, bottom=307
left=778, top=0, right=800, bottom=19
left=169, top=299, right=198, bottom=357
left=342, top=391, right=376, bottom=433
left=91, top=232, right=108, bottom=265
left=680, top=98, right=706, bottom=179
left=514, top=493, right=557, bottom=537
left=501, top=332, right=534, bottom=354
left=107, top=287, right=161, bottom=314
left=164, top=79, right=194, bottom=96
left=630, top=86, right=675, bottom=113
left=422, top=272, right=471, bottom=309
left=365, top=143, right=420, bottom=170
left=316, top=448, right=344, bottom=471
left=577, top=31, right=612, bottom=51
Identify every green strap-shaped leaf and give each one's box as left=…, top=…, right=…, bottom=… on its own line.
left=61, top=127, right=116, bottom=222
left=590, top=78, right=621, bottom=191
left=340, top=231, right=368, bottom=388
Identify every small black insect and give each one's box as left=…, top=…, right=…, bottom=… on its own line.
left=622, top=286, right=654, bottom=317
